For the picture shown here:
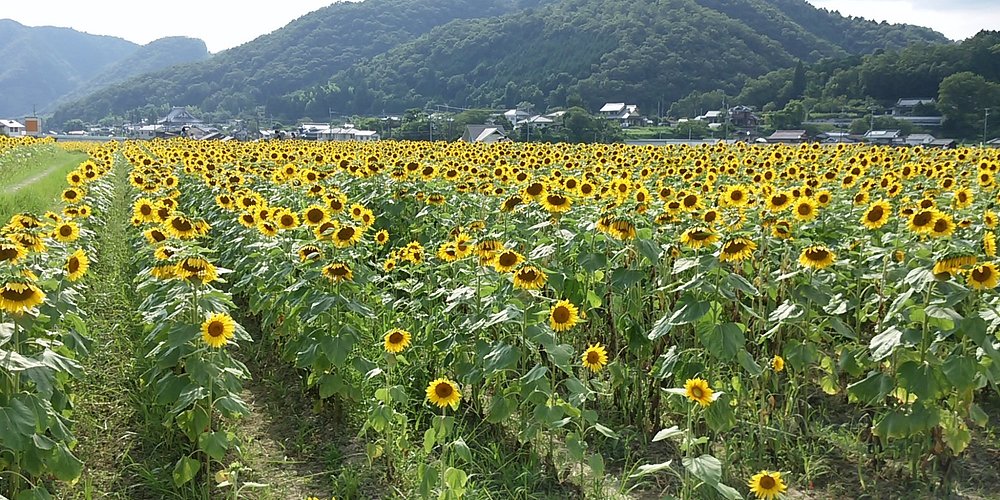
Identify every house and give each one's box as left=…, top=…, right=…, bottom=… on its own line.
left=503, top=109, right=531, bottom=126
left=298, top=123, right=332, bottom=140
left=929, top=139, right=957, bottom=149
left=864, top=130, right=903, bottom=145
left=461, top=125, right=508, bottom=144
left=696, top=110, right=724, bottom=123
left=904, top=133, right=936, bottom=146
left=0, top=119, right=25, bottom=136
left=816, top=131, right=856, bottom=144
left=157, top=107, right=202, bottom=131
left=599, top=103, right=642, bottom=127
left=987, top=138, right=1000, bottom=148
left=728, top=106, right=760, bottom=128
left=766, top=130, right=809, bottom=144
left=318, top=125, right=380, bottom=142
left=893, top=98, right=936, bottom=116
left=135, top=125, right=162, bottom=139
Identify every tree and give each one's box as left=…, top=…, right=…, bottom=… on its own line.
left=938, top=72, right=1000, bottom=135
left=63, top=119, right=86, bottom=132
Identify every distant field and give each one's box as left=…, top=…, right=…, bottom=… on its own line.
left=0, top=142, right=87, bottom=221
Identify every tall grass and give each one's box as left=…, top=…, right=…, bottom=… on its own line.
left=0, top=144, right=87, bottom=221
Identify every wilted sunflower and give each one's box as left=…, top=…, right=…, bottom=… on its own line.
left=860, top=200, right=892, bottom=230
left=680, top=227, right=718, bottom=250
left=772, top=355, right=785, bottom=372
left=201, top=313, right=236, bottom=348
left=0, top=242, right=27, bottom=263
left=297, top=244, right=322, bottom=262
left=475, top=239, right=503, bottom=258
left=143, top=228, right=168, bottom=244
left=66, top=249, right=89, bottom=281
left=426, top=378, right=461, bottom=409
left=549, top=299, right=580, bottom=332
left=174, top=257, right=218, bottom=284
left=684, top=378, right=714, bottom=407
left=383, top=328, right=412, bottom=353
left=771, top=220, right=793, bottom=239
left=8, top=232, right=45, bottom=253
left=492, top=249, right=524, bottom=273
left=500, top=195, right=524, bottom=212
left=968, top=263, right=999, bottom=290
left=609, top=219, right=637, bottom=241
left=0, top=281, right=45, bottom=313
left=719, top=237, right=756, bottom=262
left=799, top=245, right=835, bottom=270
left=165, top=215, right=198, bottom=239
left=748, top=470, right=787, bottom=500
left=513, top=265, right=547, bottom=290
left=581, top=343, right=609, bottom=373
left=322, top=262, right=353, bottom=283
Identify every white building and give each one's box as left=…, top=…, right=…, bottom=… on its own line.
left=318, top=125, right=380, bottom=142
left=0, top=119, right=26, bottom=137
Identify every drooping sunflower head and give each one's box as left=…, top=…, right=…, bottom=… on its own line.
left=798, top=245, right=836, bottom=270
left=0, top=242, right=28, bottom=264
left=513, top=265, right=547, bottom=290
left=0, top=281, right=45, bottom=314
left=549, top=299, right=580, bottom=332
left=174, top=257, right=218, bottom=284
left=322, top=262, right=353, bottom=283
left=297, top=244, right=322, bottom=262
left=165, top=215, right=198, bottom=239
left=8, top=232, right=45, bottom=253
left=383, top=328, right=412, bottom=353
left=541, top=193, right=572, bottom=214
left=680, top=226, right=718, bottom=250
left=330, top=225, right=361, bottom=248
left=719, top=237, right=757, bottom=263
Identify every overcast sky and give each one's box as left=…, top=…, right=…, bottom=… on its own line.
left=0, top=0, right=996, bottom=53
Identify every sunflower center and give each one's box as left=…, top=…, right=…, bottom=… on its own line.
left=546, top=195, right=567, bottom=206
left=68, top=257, right=80, bottom=273
left=772, top=194, right=787, bottom=205
left=759, top=475, right=776, bottom=490
left=281, top=215, right=294, bottom=226
left=725, top=241, right=747, bottom=253
left=934, top=219, right=950, bottom=232
left=307, top=209, right=324, bottom=223
left=140, top=205, right=153, bottom=215
left=0, top=285, right=35, bottom=302
left=797, top=204, right=812, bottom=216
left=690, top=230, right=712, bottom=241
left=587, top=351, right=601, bottom=364
left=691, top=386, right=704, bottom=399
left=435, top=383, right=454, bottom=399
left=388, top=331, right=404, bottom=344
left=498, top=252, right=518, bottom=267
left=683, top=194, right=698, bottom=208
left=518, top=269, right=537, bottom=281
left=336, top=227, right=356, bottom=241
left=208, top=321, right=225, bottom=337
left=552, top=306, right=571, bottom=324
left=332, top=265, right=350, bottom=276
left=806, top=248, right=829, bottom=261
left=867, top=206, right=884, bottom=222
left=527, top=183, right=543, bottom=196
left=973, top=267, right=993, bottom=281
left=730, top=191, right=743, bottom=201
left=172, top=218, right=193, bottom=232
left=150, top=230, right=166, bottom=242
left=914, top=211, right=934, bottom=226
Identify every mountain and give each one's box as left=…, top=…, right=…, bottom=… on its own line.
left=51, top=0, right=949, bottom=124
left=0, top=19, right=209, bottom=117
left=49, top=0, right=547, bottom=125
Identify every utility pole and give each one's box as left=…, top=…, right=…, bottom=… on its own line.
left=984, top=108, right=991, bottom=146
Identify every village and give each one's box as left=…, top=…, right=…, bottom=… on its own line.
left=2, top=98, right=997, bottom=148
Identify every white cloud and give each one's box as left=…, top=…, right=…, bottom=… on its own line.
left=0, top=0, right=339, bottom=52
left=807, top=0, right=1000, bottom=40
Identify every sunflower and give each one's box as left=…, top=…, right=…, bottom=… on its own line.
left=581, top=343, right=609, bottom=373
left=609, top=219, right=637, bottom=241
left=719, top=237, right=756, bottom=262
left=549, top=299, right=580, bottom=332
left=792, top=198, right=818, bottom=221
left=930, top=213, right=955, bottom=238
left=426, top=378, right=461, bottom=409
left=540, top=193, right=572, bottom=213
left=985, top=231, right=996, bottom=258
left=275, top=210, right=300, bottom=230
left=799, top=245, right=835, bottom=270
left=165, top=215, right=198, bottom=239
left=437, top=242, right=460, bottom=262
left=684, top=378, right=714, bottom=407
left=968, top=263, right=999, bottom=290
left=133, top=198, right=159, bottom=222
left=860, top=200, right=892, bottom=230
left=383, top=328, right=412, bottom=353
left=513, top=265, right=547, bottom=290
left=201, top=313, right=236, bottom=348
left=0, top=242, right=27, bottom=263
left=174, top=257, right=218, bottom=284
left=492, top=249, right=524, bottom=273
left=952, top=187, right=973, bottom=209
left=908, top=209, right=938, bottom=234
left=748, top=470, right=787, bottom=500
left=985, top=210, right=998, bottom=229
left=302, top=205, right=329, bottom=226
left=374, top=229, right=389, bottom=246
left=453, top=233, right=473, bottom=258
left=0, top=281, right=45, bottom=313
left=772, top=355, right=785, bottom=373
left=66, top=249, right=89, bottom=281
left=143, top=228, right=168, bottom=244
left=500, top=195, right=524, bottom=212
left=680, top=227, right=718, bottom=250
left=720, top=185, right=749, bottom=207
left=61, top=187, right=84, bottom=204
left=257, top=220, right=279, bottom=237
left=766, top=192, right=791, bottom=212
left=475, top=239, right=503, bottom=258
left=332, top=225, right=362, bottom=248
left=771, top=220, right=793, bottom=240
left=322, top=262, right=353, bottom=283
left=297, top=244, right=322, bottom=262
left=52, top=221, right=80, bottom=243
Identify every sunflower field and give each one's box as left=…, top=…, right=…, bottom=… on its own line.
left=2, top=138, right=1000, bottom=499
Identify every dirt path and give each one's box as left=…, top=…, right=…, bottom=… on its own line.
left=5, top=160, right=66, bottom=192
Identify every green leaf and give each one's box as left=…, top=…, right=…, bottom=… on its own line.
left=198, top=431, right=231, bottom=461
left=736, top=349, right=763, bottom=376
left=486, top=395, right=515, bottom=423
left=898, top=361, right=942, bottom=400
left=172, top=456, right=201, bottom=486
left=588, top=453, right=606, bottom=477
left=578, top=253, right=607, bottom=273
left=0, top=398, right=36, bottom=450
left=942, top=356, right=977, bottom=391
left=655, top=346, right=679, bottom=380
left=46, top=443, right=83, bottom=482
left=483, top=343, right=520, bottom=373
left=636, top=238, right=663, bottom=263
left=452, top=437, right=472, bottom=464
left=649, top=296, right=710, bottom=340
left=699, top=322, right=745, bottom=360
left=705, top=394, right=737, bottom=433
left=14, top=487, right=53, bottom=500
left=847, top=371, right=893, bottom=404
left=444, top=467, right=468, bottom=494
left=870, top=326, right=902, bottom=361
left=592, top=423, right=618, bottom=439
left=682, top=454, right=721, bottom=485
left=631, top=461, right=672, bottom=478
left=652, top=426, right=684, bottom=442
